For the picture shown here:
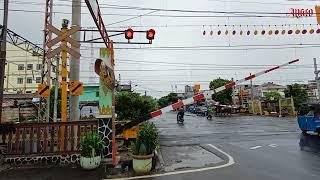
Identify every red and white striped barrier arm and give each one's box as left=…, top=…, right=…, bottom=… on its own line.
left=150, top=59, right=299, bottom=119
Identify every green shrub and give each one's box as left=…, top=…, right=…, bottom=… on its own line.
left=80, top=131, right=106, bottom=158
left=116, top=92, right=157, bottom=121
left=130, top=122, right=159, bottom=155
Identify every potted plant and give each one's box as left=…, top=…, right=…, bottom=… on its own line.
left=130, top=122, right=159, bottom=174
left=80, top=131, right=106, bottom=170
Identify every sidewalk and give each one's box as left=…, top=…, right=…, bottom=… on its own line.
left=159, top=145, right=224, bottom=172
left=0, top=166, right=105, bottom=180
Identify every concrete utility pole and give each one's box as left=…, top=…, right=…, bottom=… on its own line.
left=313, top=58, right=320, bottom=99
left=69, top=0, right=81, bottom=121
left=53, top=56, right=59, bottom=122
left=250, top=73, right=255, bottom=114
left=231, top=78, right=235, bottom=105
left=0, top=0, right=9, bottom=122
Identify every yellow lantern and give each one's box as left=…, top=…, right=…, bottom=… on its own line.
left=310, top=29, right=315, bottom=34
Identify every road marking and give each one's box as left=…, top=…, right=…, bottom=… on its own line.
left=249, top=146, right=262, bottom=150
left=107, top=144, right=234, bottom=180
left=268, top=144, right=278, bottom=147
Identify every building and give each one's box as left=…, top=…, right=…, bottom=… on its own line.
left=234, top=84, right=259, bottom=106
left=175, top=85, right=196, bottom=99
left=306, top=80, right=318, bottom=99
left=79, top=83, right=133, bottom=103
left=79, top=84, right=100, bottom=103
left=256, top=82, right=286, bottom=98
left=4, top=43, right=43, bottom=94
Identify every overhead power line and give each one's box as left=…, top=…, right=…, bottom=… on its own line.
left=1, top=8, right=315, bottom=18
left=1, top=0, right=319, bottom=17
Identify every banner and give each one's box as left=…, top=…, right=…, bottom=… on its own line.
left=95, top=48, right=115, bottom=116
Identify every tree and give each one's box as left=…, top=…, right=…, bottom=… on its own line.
left=49, top=86, right=61, bottom=120
left=284, top=83, right=308, bottom=111
left=115, top=92, right=157, bottom=121
left=265, top=91, right=281, bottom=101
left=209, top=78, right=232, bottom=104
left=158, top=93, right=179, bottom=108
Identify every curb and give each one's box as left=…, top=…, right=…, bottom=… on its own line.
left=200, top=144, right=229, bottom=164
left=155, top=148, right=165, bottom=170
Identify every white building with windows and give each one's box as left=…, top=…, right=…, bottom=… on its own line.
left=4, top=43, right=45, bottom=94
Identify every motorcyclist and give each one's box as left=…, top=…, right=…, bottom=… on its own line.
left=207, top=106, right=213, bottom=118
left=177, top=107, right=185, bottom=121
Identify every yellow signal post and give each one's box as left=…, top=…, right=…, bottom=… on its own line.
left=45, top=19, right=80, bottom=150
left=60, top=19, right=69, bottom=150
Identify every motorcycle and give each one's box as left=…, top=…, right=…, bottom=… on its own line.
left=206, top=113, right=212, bottom=120
left=177, top=113, right=184, bottom=124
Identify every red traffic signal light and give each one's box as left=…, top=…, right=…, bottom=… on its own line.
left=125, top=28, right=134, bottom=40
left=146, top=29, right=155, bottom=40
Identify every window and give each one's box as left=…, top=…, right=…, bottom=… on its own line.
left=27, top=64, right=33, bottom=70
left=96, top=91, right=99, bottom=97
left=18, top=64, right=24, bottom=70
left=36, top=64, right=41, bottom=70
left=27, top=77, right=32, bottom=84
left=17, top=78, right=23, bottom=84
left=36, top=77, right=41, bottom=83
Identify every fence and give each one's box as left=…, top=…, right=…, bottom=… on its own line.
left=0, top=120, right=97, bottom=157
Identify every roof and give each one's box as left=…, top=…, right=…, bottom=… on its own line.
left=259, top=82, right=286, bottom=90
left=3, top=93, right=36, bottom=99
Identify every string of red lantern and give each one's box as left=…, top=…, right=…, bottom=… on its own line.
left=202, top=27, right=320, bottom=36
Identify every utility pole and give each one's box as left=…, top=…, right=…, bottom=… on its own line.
left=231, top=78, right=235, bottom=105
left=53, top=56, right=59, bottom=122
left=24, top=51, right=27, bottom=93
left=0, top=0, right=9, bottom=122
left=69, top=0, right=81, bottom=121
left=41, top=0, right=53, bottom=122
left=313, top=58, right=320, bottom=100
left=250, top=73, right=255, bottom=114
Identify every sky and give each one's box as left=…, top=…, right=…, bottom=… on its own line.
left=1, top=0, right=320, bottom=98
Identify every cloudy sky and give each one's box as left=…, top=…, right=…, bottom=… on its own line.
left=1, top=0, right=320, bottom=98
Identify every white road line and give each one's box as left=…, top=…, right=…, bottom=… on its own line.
left=107, top=144, right=234, bottom=180
left=249, top=146, right=262, bottom=150
left=268, top=144, right=278, bottom=148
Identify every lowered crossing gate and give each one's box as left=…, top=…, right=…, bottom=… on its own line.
left=116, top=59, right=300, bottom=133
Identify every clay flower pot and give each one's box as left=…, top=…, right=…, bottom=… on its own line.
left=80, top=156, right=101, bottom=170
left=131, top=153, right=154, bottom=174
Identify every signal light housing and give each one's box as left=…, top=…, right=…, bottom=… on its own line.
left=146, top=29, right=155, bottom=40
left=125, top=28, right=134, bottom=40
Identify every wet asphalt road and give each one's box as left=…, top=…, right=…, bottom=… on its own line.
left=150, top=113, right=320, bottom=180
left=1, top=113, right=320, bottom=180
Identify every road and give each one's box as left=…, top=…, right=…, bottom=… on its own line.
left=148, top=113, right=320, bottom=180
left=1, top=113, right=320, bottom=180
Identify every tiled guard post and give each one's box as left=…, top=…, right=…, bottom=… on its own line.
left=95, top=44, right=116, bottom=161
